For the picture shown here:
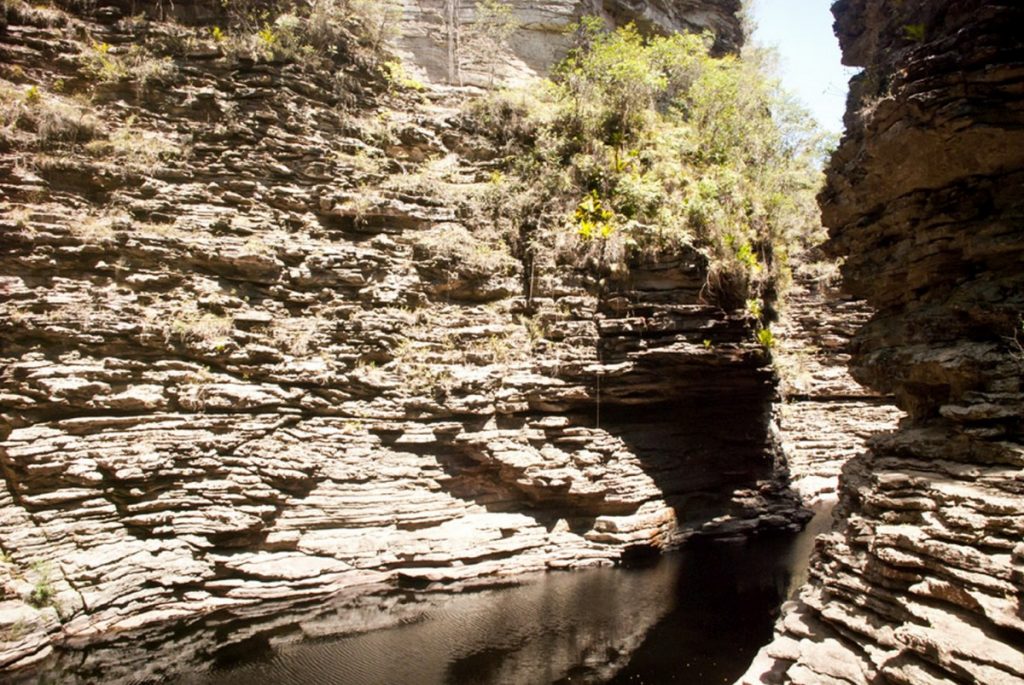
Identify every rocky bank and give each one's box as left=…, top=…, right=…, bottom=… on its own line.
left=742, top=1, right=1024, bottom=683
left=0, top=0, right=818, bottom=674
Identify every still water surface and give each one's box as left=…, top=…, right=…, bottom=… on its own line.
left=30, top=508, right=830, bottom=685
left=181, top=513, right=827, bottom=685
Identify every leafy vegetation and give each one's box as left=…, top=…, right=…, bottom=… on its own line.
left=902, top=23, right=926, bottom=42
left=465, top=21, right=832, bottom=315
left=27, top=562, right=56, bottom=609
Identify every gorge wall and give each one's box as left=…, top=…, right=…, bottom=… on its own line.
left=0, top=0, right=813, bottom=675
left=774, top=274, right=903, bottom=505
left=743, top=1, right=1024, bottom=683
left=395, top=0, right=743, bottom=85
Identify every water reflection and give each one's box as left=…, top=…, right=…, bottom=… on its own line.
left=14, top=513, right=828, bottom=685
left=180, top=560, right=678, bottom=685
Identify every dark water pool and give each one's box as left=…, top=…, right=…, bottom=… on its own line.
left=20, top=507, right=830, bottom=685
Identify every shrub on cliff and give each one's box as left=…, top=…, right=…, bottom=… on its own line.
left=219, top=0, right=400, bottom=68
left=79, top=41, right=176, bottom=86
left=468, top=20, right=831, bottom=313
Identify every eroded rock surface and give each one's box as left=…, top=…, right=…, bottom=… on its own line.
left=742, top=2, right=1024, bottom=683
left=0, top=0, right=813, bottom=673
left=774, top=274, right=903, bottom=504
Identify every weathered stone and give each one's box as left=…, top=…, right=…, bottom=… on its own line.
left=0, top=0, right=883, bottom=678
left=744, top=1, right=1024, bottom=683
left=396, top=0, right=743, bottom=87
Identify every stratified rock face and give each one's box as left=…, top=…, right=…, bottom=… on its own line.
left=741, top=1, right=1024, bottom=683
left=396, top=0, right=742, bottom=85
left=0, top=0, right=788, bottom=675
left=773, top=275, right=903, bottom=505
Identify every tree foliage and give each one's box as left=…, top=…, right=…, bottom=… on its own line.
left=468, top=20, right=833, bottom=313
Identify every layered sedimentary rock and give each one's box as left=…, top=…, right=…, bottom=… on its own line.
left=742, top=1, right=1024, bottom=683
left=396, top=0, right=742, bottom=85
left=774, top=274, right=902, bottom=504
left=0, top=0, right=807, bottom=673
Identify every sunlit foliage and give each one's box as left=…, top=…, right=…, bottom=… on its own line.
left=467, top=20, right=834, bottom=312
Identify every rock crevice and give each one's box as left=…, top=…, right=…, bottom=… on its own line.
left=742, top=2, right=1024, bottom=683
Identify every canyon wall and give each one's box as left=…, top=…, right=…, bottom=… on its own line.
left=774, top=274, right=903, bottom=505
left=395, top=0, right=743, bottom=85
left=0, top=0, right=804, bottom=675
left=742, top=1, right=1024, bottom=683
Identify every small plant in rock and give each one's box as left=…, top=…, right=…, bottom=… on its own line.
left=574, top=190, right=615, bottom=240
left=518, top=314, right=547, bottom=348
left=412, top=223, right=517, bottom=279
left=84, top=116, right=181, bottom=168
left=903, top=23, right=926, bottom=42
left=756, top=327, right=776, bottom=349
left=80, top=41, right=175, bottom=86
left=0, top=82, right=99, bottom=149
left=28, top=579, right=55, bottom=608
left=163, top=304, right=234, bottom=348
left=26, top=562, right=56, bottom=609
left=1009, top=315, right=1024, bottom=367
left=240, top=235, right=276, bottom=256
left=334, top=149, right=386, bottom=175
left=383, top=60, right=426, bottom=92
left=70, top=211, right=125, bottom=241
left=1, top=620, right=28, bottom=643
left=3, top=206, right=30, bottom=232
left=745, top=298, right=763, bottom=320
left=270, top=317, right=321, bottom=357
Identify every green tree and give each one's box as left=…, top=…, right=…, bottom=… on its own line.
left=466, top=20, right=830, bottom=312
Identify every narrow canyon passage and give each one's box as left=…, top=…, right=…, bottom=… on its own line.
left=2, top=0, right=1020, bottom=683
left=742, top=1, right=1024, bottom=682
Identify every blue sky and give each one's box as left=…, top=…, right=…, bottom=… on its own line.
left=748, top=0, right=857, bottom=133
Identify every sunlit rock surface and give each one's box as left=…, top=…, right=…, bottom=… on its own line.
left=741, top=1, right=1024, bottom=683
left=396, top=0, right=744, bottom=85
left=0, top=0, right=815, bottom=672
left=774, top=274, right=903, bottom=505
